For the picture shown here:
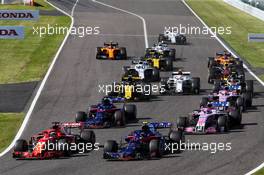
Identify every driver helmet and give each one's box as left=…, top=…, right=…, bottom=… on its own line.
left=178, top=69, right=183, bottom=75
left=49, top=132, right=57, bottom=138
left=207, top=103, right=213, bottom=108
left=102, top=97, right=112, bottom=106
left=127, top=76, right=133, bottom=84
left=141, top=124, right=150, bottom=133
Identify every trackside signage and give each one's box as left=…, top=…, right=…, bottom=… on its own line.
left=248, top=33, right=264, bottom=42
left=0, top=26, right=24, bottom=39
left=0, top=10, right=39, bottom=20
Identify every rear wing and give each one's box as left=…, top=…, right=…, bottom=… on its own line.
left=172, top=71, right=191, bottom=76
left=227, top=85, right=241, bottom=91
left=104, top=42, right=118, bottom=47
left=210, top=101, right=229, bottom=107
left=61, top=122, right=83, bottom=128
left=216, top=52, right=231, bottom=57
left=107, top=96, right=126, bottom=103
left=146, top=122, right=172, bottom=129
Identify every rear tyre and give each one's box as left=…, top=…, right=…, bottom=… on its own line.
left=217, top=116, right=229, bottom=132
left=229, top=109, right=242, bottom=126
left=149, top=140, right=163, bottom=158
left=177, top=117, right=187, bottom=128
left=192, top=77, right=200, bottom=94
left=164, top=58, right=173, bottom=71
left=114, top=110, right=126, bottom=126
left=119, top=47, right=127, bottom=59
left=104, top=140, right=118, bottom=153
left=243, top=92, right=252, bottom=107
left=80, top=130, right=96, bottom=145
left=168, top=130, right=184, bottom=153
left=75, top=111, right=87, bottom=122
left=124, top=104, right=137, bottom=120
left=152, top=68, right=160, bottom=82
left=213, top=80, right=221, bottom=92
left=158, top=34, right=165, bottom=42
left=200, top=97, right=208, bottom=107
left=169, top=49, right=176, bottom=60
left=245, top=80, right=254, bottom=96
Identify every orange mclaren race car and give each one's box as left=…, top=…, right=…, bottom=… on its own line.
left=96, top=42, right=127, bottom=60
left=207, top=51, right=243, bottom=69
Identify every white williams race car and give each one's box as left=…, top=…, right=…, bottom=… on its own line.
left=122, top=60, right=160, bottom=82
left=146, top=42, right=176, bottom=60
left=158, top=30, right=187, bottom=45
left=160, top=71, right=200, bottom=95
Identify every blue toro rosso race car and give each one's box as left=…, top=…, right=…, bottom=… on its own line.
left=75, top=97, right=137, bottom=128
left=103, top=122, right=184, bottom=160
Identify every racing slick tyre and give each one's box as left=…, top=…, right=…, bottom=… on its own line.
left=242, top=92, right=252, bottom=108
left=149, top=139, right=163, bottom=158
left=144, top=69, right=153, bottom=82
left=192, top=77, right=200, bottom=94
left=164, top=58, right=173, bottom=71
left=158, top=34, right=166, bottom=42
left=80, top=130, right=96, bottom=145
left=176, top=35, right=186, bottom=45
left=152, top=68, right=160, bottom=82
left=217, top=115, right=229, bottom=132
left=169, top=130, right=184, bottom=153
left=177, top=117, right=188, bottom=128
left=75, top=111, right=87, bottom=122
left=200, top=97, right=208, bottom=107
left=207, top=57, right=215, bottom=68
left=58, top=139, right=71, bottom=156
left=213, top=80, right=221, bottom=92
left=14, top=139, right=28, bottom=152
left=120, top=47, right=127, bottom=59
left=124, top=104, right=137, bottom=121
left=104, top=140, right=118, bottom=153
left=229, top=109, right=242, bottom=126
left=114, top=110, right=126, bottom=126
left=207, top=75, right=214, bottom=84
left=96, top=47, right=107, bottom=59
left=236, top=60, right=243, bottom=70
left=245, top=80, right=254, bottom=96
left=169, top=49, right=176, bottom=60
left=236, top=97, right=245, bottom=112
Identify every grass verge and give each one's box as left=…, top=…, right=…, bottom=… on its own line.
left=0, top=0, right=71, bottom=83
left=186, top=0, right=264, bottom=81
left=0, top=0, right=70, bottom=152
left=254, top=168, right=264, bottom=175
left=0, top=113, right=24, bottom=152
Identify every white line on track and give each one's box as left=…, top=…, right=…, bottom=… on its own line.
left=92, top=0, right=149, bottom=48
left=182, top=0, right=264, bottom=174
left=0, top=0, right=76, bottom=157
left=92, top=33, right=214, bottom=40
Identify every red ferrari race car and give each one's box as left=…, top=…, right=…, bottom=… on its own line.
left=13, top=122, right=96, bottom=159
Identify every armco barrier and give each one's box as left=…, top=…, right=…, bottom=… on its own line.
left=223, top=0, right=264, bottom=21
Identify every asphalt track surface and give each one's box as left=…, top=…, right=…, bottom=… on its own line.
left=0, top=81, right=38, bottom=112
left=1, top=0, right=264, bottom=175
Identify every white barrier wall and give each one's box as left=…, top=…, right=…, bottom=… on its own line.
left=223, top=0, right=264, bottom=21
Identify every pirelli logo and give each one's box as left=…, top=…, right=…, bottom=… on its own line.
left=0, top=10, right=39, bottom=20
left=248, top=33, right=264, bottom=42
